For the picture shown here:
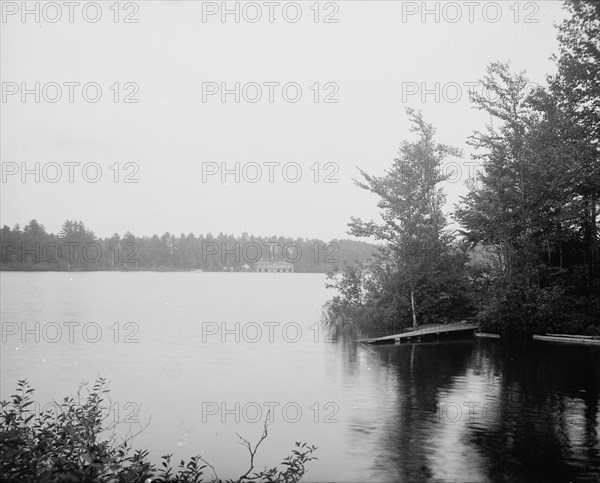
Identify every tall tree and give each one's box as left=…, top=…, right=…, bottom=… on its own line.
left=456, top=63, right=539, bottom=280
left=348, top=109, right=462, bottom=327
left=550, top=0, right=600, bottom=280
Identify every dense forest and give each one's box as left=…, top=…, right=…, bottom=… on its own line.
left=0, top=220, right=376, bottom=273
left=324, top=0, right=600, bottom=338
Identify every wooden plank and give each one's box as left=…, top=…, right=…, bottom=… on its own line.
left=533, top=335, right=600, bottom=345
left=359, top=321, right=479, bottom=344
left=475, top=332, right=501, bottom=339
left=546, top=333, right=595, bottom=339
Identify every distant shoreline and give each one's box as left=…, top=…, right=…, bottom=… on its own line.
left=0, top=267, right=326, bottom=273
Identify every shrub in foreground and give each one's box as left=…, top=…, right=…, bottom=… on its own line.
left=0, top=378, right=317, bottom=483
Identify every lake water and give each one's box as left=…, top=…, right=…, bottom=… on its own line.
left=1, top=272, right=599, bottom=481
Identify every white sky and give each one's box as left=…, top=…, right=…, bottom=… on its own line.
left=1, top=0, right=567, bottom=240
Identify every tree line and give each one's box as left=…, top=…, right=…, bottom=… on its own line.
left=0, top=219, right=375, bottom=273
left=324, top=0, right=600, bottom=338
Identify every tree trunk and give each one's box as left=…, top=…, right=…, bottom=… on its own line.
left=411, top=287, right=418, bottom=328
left=560, top=241, right=563, bottom=270
left=584, top=196, right=595, bottom=285
left=591, top=195, right=599, bottom=276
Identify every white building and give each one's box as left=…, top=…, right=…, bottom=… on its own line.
left=251, top=260, right=294, bottom=273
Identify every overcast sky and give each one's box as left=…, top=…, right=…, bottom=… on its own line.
left=1, top=0, right=567, bottom=241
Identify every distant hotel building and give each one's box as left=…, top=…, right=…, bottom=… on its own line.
left=251, top=260, right=294, bottom=273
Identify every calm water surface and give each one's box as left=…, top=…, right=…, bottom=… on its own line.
left=1, top=272, right=599, bottom=481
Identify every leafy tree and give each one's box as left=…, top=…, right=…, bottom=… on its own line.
left=456, top=54, right=600, bottom=335
left=550, top=0, right=600, bottom=280
left=349, top=109, right=463, bottom=328
left=324, top=109, right=471, bottom=334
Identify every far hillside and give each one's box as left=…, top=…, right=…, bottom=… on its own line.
left=0, top=220, right=377, bottom=273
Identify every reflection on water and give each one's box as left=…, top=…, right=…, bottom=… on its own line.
left=357, top=340, right=600, bottom=482
left=1, top=272, right=599, bottom=481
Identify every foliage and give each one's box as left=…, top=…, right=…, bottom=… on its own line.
left=324, top=109, right=474, bottom=335
left=0, top=379, right=317, bottom=483
left=0, top=220, right=375, bottom=273
left=454, top=1, right=600, bottom=335
left=324, top=1, right=600, bottom=338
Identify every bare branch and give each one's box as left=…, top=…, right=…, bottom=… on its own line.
left=235, top=410, right=271, bottom=483
left=198, top=455, right=220, bottom=482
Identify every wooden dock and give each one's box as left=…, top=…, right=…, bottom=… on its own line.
left=359, top=321, right=480, bottom=345
left=533, top=333, right=600, bottom=345
left=475, top=332, right=501, bottom=339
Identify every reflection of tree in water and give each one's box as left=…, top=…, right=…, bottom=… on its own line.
left=357, top=341, right=477, bottom=481
left=467, top=341, right=600, bottom=482
left=347, top=340, right=600, bottom=481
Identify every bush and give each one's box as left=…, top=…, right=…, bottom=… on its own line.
left=0, top=378, right=317, bottom=483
